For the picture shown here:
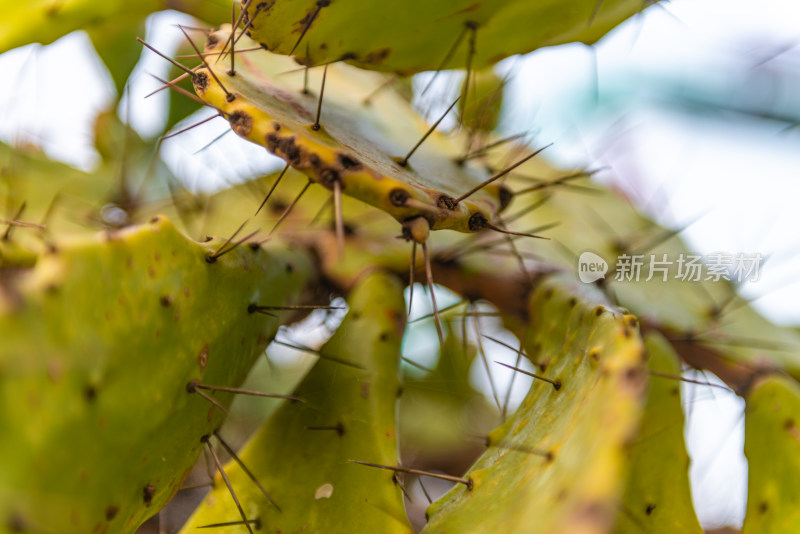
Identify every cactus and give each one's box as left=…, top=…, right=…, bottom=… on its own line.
left=0, top=217, right=311, bottom=533
left=743, top=375, right=800, bottom=533
left=179, top=272, right=411, bottom=533
left=1, top=2, right=799, bottom=534
left=241, top=0, right=652, bottom=73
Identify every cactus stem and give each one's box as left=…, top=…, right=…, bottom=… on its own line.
left=454, top=144, right=552, bottom=204
left=494, top=361, right=562, bottom=391
left=348, top=460, right=473, bottom=489
left=196, top=384, right=305, bottom=402
left=256, top=162, right=290, bottom=216
left=422, top=242, right=445, bottom=348
left=197, top=518, right=262, bottom=530
left=290, top=1, right=329, bottom=56
left=269, top=179, right=312, bottom=235
left=312, top=60, right=329, bottom=131
left=179, top=27, right=235, bottom=102
left=202, top=438, right=256, bottom=534
left=213, top=431, right=281, bottom=511
left=160, top=113, right=223, bottom=141
left=397, top=96, right=460, bottom=168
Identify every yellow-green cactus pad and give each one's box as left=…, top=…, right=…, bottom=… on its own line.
left=422, top=274, right=646, bottom=534
left=743, top=375, right=800, bottom=534
left=180, top=272, right=412, bottom=533
left=613, top=332, right=702, bottom=533
left=492, top=151, right=800, bottom=383
left=458, top=68, right=505, bottom=135
left=0, top=216, right=311, bottom=533
left=192, top=26, right=505, bottom=233
left=243, top=0, right=653, bottom=74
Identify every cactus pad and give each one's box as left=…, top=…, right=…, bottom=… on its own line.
left=422, top=275, right=646, bottom=533
left=613, top=332, right=702, bottom=533
left=180, top=272, right=412, bottom=533
left=192, top=26, right=506, bottom=233
left=242, top=0, right=652, bottom=74
left=0, top=217, right=311, bottom=533
left=743, top=375, right=800, bottom=534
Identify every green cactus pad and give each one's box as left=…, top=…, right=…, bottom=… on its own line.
left=422, top=274, right=646, bottom=534
left=458, top=68, right=505, bottom=135
left=491, top=150, right=800, bottom=383
left=242, top=0, right=651, bottom=74
left=179, top=272, right=412, bottom=533
left=0, top=0, right=158, bottom=52
left=743, top=375, right=800, bottom=534
left=0, top=216, right=311, bottom=533
left=613, top=332, right=702, bottom=533
left=400, top=322, right=498, bottom=461
left=192, top=26, right=505, bottom=233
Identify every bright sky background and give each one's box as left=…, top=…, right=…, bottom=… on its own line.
left=2, top=0, right=799, bottom=530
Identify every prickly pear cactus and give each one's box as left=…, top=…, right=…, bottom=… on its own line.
left=0, top=217, right=311, bottom=533
left=743, top=375, right=800, bottom=533
left=192, top=26, right=507, bottom=233
left=242, top=0, right=651, bottom=74
left=3, top=2, right=800, bottom=534
left=180, top=272, right=411, bottom=533
left=423, top=275, right=647, bottom=533
left=613, top=333, right=702, bottom=533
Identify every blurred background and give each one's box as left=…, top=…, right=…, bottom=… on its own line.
left=1, top=0, right=798, bottom=531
